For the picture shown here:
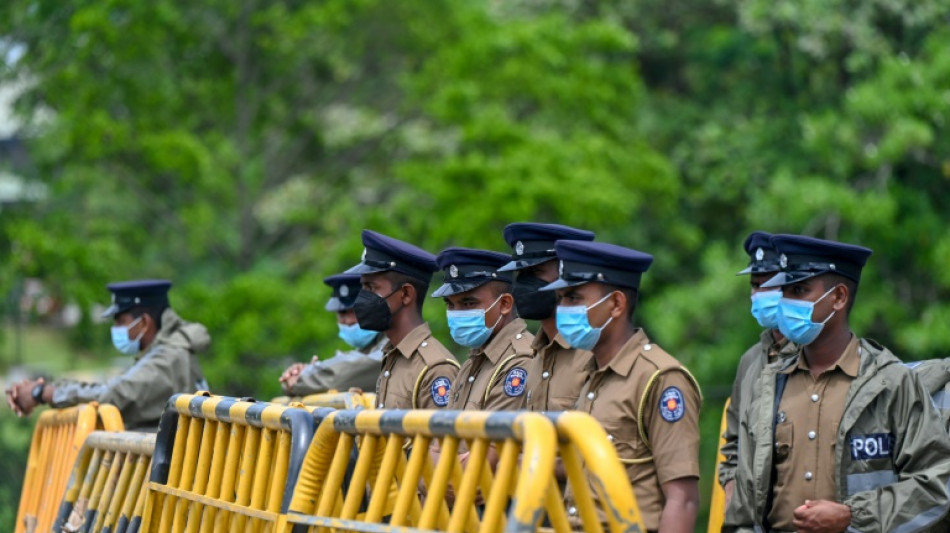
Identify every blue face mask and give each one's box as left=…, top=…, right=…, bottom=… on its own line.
left=556, top=292, right=615, bottom=350
left=111, top=316, right=144, bottom=355
left=337, top=322, right=378, bottom=349
left=777, top=285, right=838, bottom=345
left=750, top=290, right=782, bottom=329
left=447, top=295, right=503, bottom=348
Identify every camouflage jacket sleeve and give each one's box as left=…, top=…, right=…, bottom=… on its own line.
left=720, top=342, right=761, bottom=487
left=844, top=372, right=950, bottom=533
left=288, top=340, right=384, bottom=396
left=52, top=344, right=197, bottom=428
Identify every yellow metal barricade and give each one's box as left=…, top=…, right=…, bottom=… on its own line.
left=300, top=391, right=376, bottom=410
left=53, top=431, right=156, bottom=533
left=707, top=400, right=729, bottom=533
left=16, top=403, right=125, bottom=533
left=280, top=409, right=557, bottom=533
left=548, top=411, right=646, bottom=533
left=140, top=393, right=316, bottom=532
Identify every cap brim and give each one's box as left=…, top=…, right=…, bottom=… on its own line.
left=100, top=304, right=121, bottom=319
left=736, top=265, right=782, bottom=276
left=431, top=279, right=491, bottom=298
left=736, top=265, right=754, bottom=275
left=344, top=262, right=389, bottom=275
left=538, top=278, right=589, bottom=291
left=497, top=257, right=552, bottom=272
left=760, top=271, right=825, bottom=288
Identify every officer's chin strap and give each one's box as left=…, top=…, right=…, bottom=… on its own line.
left=762, top=372, right=790, bottom=531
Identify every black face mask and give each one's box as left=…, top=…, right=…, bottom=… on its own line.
left=512, top=274, right=557, bottom=320
left=353, top=287, right=402, bottom=332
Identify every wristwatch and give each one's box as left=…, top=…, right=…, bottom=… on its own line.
left=31, top=382, right=46, bottom=405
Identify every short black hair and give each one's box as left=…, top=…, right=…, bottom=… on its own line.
left=130, top=305, right=167, bottom=330
left=484, top=280, right=513, bottom=298
left=820, top=274, right=858, bottom=314
left=384, top=271, right=428, bottom=312
left=599, top=283, right=639, bottom=322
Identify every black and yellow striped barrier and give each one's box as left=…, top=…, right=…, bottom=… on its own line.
left=282, top=409, right=558, bottom=532
left=707, top=400, right=729, bottom=533
left=140, top=393, right=317, bottom=532
left=272, top=391, right=376, bottom=410
left=547, top=411, right=646, bottom=533
left=53, top=431, right=155, bottom=533
left=16, top=403, right=124, bottom=533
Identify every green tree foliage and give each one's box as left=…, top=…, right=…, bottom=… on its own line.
left=2, top=0, right=950, bottom=528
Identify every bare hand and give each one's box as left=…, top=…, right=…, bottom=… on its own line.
left=279, top=363, right=306, bottom=389
left=6, top=378, right=42, bottom=417
left=793, top=499, right=850, bottom=533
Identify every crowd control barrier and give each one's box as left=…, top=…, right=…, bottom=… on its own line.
left=16, top=403, right=124, bottom=533
left=300, top=391, right=376, bottom=410
left=140, top=393, right=316, bottom=532
left=707, top=400, right=729, bottom=533
left=53, top=431, right=156, bottom=533
left=548, top=411, right=646, bottom=533
left=282, top=409, right=557, bottom=533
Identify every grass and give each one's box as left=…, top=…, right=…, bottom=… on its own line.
left=0, top=323, right=111, bottom=376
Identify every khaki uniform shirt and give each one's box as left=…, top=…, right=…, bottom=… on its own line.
left=523, top=328, right=590, bottom=412
left=287, top=334, right=387, bottom=395
left=769, top=336, right=860, bottom=530
left=720, top=331, right=798, bottom=486
left=570, top=329, right=702, bottom=531
left=447, top=318, right=534, bottom=411
left=376, top=323, right=459, bottom=410
left=51, top=308, right=210, bottom=429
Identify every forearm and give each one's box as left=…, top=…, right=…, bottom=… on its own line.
left=658, top=493, right=699, bottom=533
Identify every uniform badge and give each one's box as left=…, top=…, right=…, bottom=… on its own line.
left=339, top=284, right=349, bottom=297
left=449, top=265, right=459, bottom=278
left=515, top=241, right=524, bottom=256
left=659, top=386, right=685, bottom=422
left=755, top=247, right=764, bottom=261
left=779, top=253, right=787, bottom=269
left=558, top=260, right=564, bottom=276
left=361, top=248, right=367, bottom=261
left=431, top=376, right=451, bottom=407
left=504, top=367, right=527, bottom=397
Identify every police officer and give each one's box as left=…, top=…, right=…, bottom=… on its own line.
left=497, top=222, right=595, bottom=412
left=279, top=273, right=388, bottom=395
left=346, top=230, right=459, bottom=409
left=4, top=280, right=210, bottom=429
left=720, top=232, right=798, bottom=505
left=541, top=240, right=701, bottom=533
left=433, top=247, right=534, bottom=412
left=725, top=234, right=950, bottom=533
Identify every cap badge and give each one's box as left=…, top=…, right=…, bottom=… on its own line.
left=339, top=285, right=350, bottom=297
left=515, top=241, right=524, bottom=256
left=558, top=260, right=564, bottom=276
left=755, top=247, right=764, bottom=261
left=449, top=265, right=459, bottom=278
left=779, top=254, right=788, bottom=269
left=361, top=248, right=367, bottom=261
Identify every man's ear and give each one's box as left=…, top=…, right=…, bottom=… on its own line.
left=832, top=284, right=850, bottom=312
left=498, top=292, right=514, bottom=315
left=399, top=283, right=415, bottom=307
left=609, top=290, right=626, bottom=319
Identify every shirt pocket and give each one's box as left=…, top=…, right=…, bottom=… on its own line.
left=774, top=421, right=794, bottom=463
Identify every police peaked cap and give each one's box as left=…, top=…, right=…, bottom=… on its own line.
left=432, top=247, right=512, bottom=298
left=101, top=279, right=172, bottom=318
left=498, top=222, right=596, bottom=272
left=344, top=230, right=438, bottom=283
left=540, top=240, right=654, bottom=291
left=323, top=273, right=363, bottom=312
left=737, top=231, right=782, bottom=275
left=761, top=234, right=873, bottom=288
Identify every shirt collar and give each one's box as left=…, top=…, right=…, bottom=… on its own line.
left=586, top=328, right=649, bottom=378
left=385, top=322, right=433, bottom=360
left=782, top=335, right=861, bottom=377
left=531, top=327, right=570, bottom=351
left=470, top=318, right=528, bottom=364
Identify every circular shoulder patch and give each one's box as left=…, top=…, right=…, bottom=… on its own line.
left=504, top=367, right=527, bottom=397
left=431, top=376, right=452, bottom=407
left=659, top=386, right=685, bottom=423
